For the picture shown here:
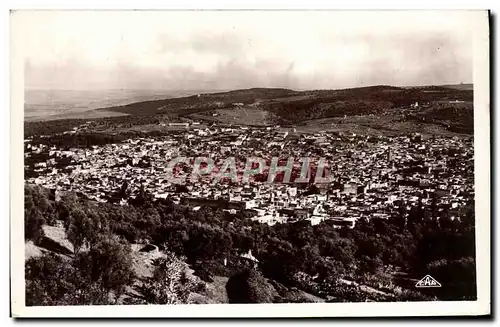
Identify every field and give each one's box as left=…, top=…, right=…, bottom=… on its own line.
left=293, top=113, right=469, bottom=138
left=189, top=107, right=274, bottom=126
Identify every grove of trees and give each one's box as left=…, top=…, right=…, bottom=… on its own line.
left=24, top=184, right=477, bottom=305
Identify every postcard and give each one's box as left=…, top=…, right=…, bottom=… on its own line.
left=10, top=9, right=490, bottom=318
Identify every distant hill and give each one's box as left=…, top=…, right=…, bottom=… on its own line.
left=438, top=83, right=473, bottom=91
left=24, top=84, right=474, bottom=137
left=97, top=84, right=473, bottom=123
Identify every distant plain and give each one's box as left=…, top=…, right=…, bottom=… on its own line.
left=24, top=89, right=218, bottom=121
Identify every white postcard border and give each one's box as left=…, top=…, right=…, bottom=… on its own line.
left=10, top=9, right=491, bottom=318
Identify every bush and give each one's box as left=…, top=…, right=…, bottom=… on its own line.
left=226, top=268, right=276, bottom=303
left=26, top=236, right=135, bottom=306
left=24, top=185, right=54, bottom=241
left=74, top=235, right=135, bottom=295
left=139, top=253, right=205, bottom=304
left=25, top=253, right=77, bottom=306
left=24, top=182, right=477, bottom=303
left=426, top=257, right=476, bottom=300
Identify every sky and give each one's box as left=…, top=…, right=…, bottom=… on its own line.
left=18, top=10, right=478, bottom=91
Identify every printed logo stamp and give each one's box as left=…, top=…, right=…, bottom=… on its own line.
left=415, top=275, right=442, bottom=288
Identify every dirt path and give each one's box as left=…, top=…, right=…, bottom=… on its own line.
left=338, top=278, right=393, bottom=297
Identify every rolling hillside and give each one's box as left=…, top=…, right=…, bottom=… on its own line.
left=97, top=85, right=473, bottom=131
left=25, top=85, right=474, bottom=137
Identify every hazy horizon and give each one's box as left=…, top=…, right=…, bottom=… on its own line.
left=20, top=11, right=476, bottom=91
left=25, top=82, right=473, bottom=93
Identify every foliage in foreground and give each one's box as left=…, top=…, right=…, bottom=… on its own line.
left=136, top=254, right=206, bottom=305
left=25, top=184, right=477, bottom=304
left=25, top=235, right=134, bottom=306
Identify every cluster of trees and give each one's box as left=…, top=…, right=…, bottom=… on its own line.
left=265, top=98, right=391, bottom=124
left=29, top=130, right=172, bottom=150
left=31, top=133, right=130, bottom=149
left=103, top=86, right=472, bottom=121
left=25, top=183, right=476, bottom=304
left=409, top=102, right=474, bottom=134
left=24, top=115, right=164, bottom=138
left=25, top=119, right=86, bottom=138
left=263, top=86, right=473, bottom=125
left=102, top=88, right=296, bottom=117
left=25, top=235, right=134, bottom=305
left=226, top=268, right=277, bottom=303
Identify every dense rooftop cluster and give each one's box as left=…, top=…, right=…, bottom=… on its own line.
left=25, top=122, right=474, bottom=230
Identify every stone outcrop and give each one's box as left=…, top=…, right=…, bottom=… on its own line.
left=38, top=225, right=74, bottom=255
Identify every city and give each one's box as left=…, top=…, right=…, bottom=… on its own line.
left=25, top=122, right=474, bottom=229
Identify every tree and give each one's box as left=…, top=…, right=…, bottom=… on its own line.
left=25, top=207, right=45, bottom=242
left=67, top=208, right=93, bottom=254
left=74, top=235, right=134, bottom=299
left=25, top=253, right=77, bottom=306
left=139, top=253, right=205, bottom=304
left=319, top=236, right=356, bottom=267
left=393, top=199, right=407, bottom=231
left=426, top=257, right=476, bottom=300
left=130, top=184, right=155, bottom=207
left=25, top=251, right=114, bottom=306
left=226, top=268, right=276, bottom=303
left=24, top=185, right=53, bottom=241
left=175, top=184, right=189, bottom=193
left=183, top=225, right=233, bottom=260
left=260, top=238, right=297, bottom=283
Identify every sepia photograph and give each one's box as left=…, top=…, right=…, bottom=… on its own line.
left=10, top=9, right=490, bottom=317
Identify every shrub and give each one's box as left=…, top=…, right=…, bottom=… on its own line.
left=74, top=235, right=135, bottom=296
left=139, top=253, right=205, bottom=304
left=226, top=268, right=276, bottom=303
left=26, top=235, right=135, bottom=306
left=25, top=253, right=77, bottom=306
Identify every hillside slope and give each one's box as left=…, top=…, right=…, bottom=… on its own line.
left=25, top=85, right=474, bottom=137
left=95, top=85, right=473, bottom=132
